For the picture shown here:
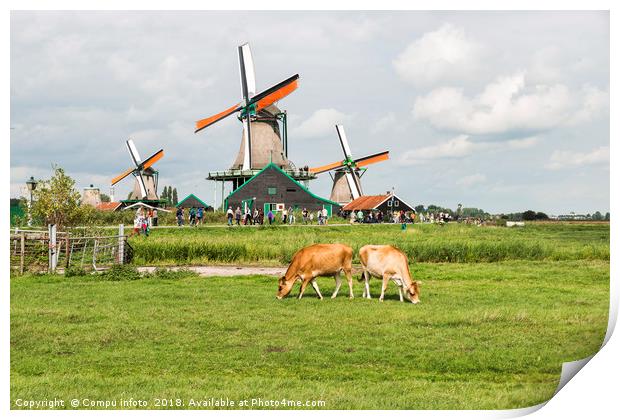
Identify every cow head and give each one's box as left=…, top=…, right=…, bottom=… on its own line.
left=406, top=281, right=421, bottom=304
left=276, top=276, right=295, bottom=299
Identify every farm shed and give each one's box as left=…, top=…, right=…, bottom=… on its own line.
left=342, top=194, right=415, bottom=215
left=224, top=163, right=340, bottom=216
left=176, top=194, right=212, bottom=211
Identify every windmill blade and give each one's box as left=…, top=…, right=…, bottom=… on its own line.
left=141, top=149, right=164, bottom=170
left=354, top=151, right=390, bottom=168
left=309, top=160, right=346, bottom=174
left=238, top=44, right=252, bottom=103
left=250, top=74, right=299, bottom=110
left=126, top=139, right=142, bottom=167
left=134, top=172, right=148, bottom=199
left=238, top=43, right=256, bottom=98
left=111, top=167, right=135, bottom=186
left=242, top=118, right=252, bottom=170
left=195, top=102, right=242, bottom=133
left=335, top=125, right=353, bottom=158
left=344, top=171, right=362, bottom=200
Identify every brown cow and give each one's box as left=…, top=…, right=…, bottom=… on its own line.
left=276, top=243, right=354, bottom=300
left=359, top=245, right=420, bottom=304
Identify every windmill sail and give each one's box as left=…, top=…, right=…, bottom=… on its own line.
left=111, top=139, right=164, bottom=200
left=310, top=125, right=390, bottom=204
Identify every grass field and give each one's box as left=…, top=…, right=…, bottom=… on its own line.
left=10, top=223, right=610, bottom=409
left=130, top=222, right=610, bottom=265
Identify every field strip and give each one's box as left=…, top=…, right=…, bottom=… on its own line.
left=137, top=265, right=287, bottom=277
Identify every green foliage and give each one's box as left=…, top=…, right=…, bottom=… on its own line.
left=127, top=223, right=610, bottom=266
left=10, top=260, right=609, bottom=409
left=30, top=167, right=87, bottom=229
left=522, top=210, right=537, bottom=221
left=64, top=266, right=87, bottom=277
left=98, top=264, right=141, bottom=281
left=100, top=193, right=111, bottom=203
left=172, top=188, right=178, bottom=205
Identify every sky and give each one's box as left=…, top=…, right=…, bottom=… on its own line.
left=10, top=11, right=610, bottom=214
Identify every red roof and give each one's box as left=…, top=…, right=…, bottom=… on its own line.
left=342, top=195, right=391, bottom=211
left=96, top=202, right=122, bottom=212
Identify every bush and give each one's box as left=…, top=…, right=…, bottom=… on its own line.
left=64, top=266, right=88, bottom=277
left=99, top=264, right=141, bottom=281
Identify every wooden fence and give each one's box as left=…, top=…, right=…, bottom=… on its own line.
left=10, top=224, right=133, bottom=275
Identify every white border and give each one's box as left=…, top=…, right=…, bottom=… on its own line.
left=3, top=1, right=616, bottom=419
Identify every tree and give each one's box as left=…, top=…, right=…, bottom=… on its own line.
left=414, top=205, right=425, bottom=214
left=535, top=212, right=549, bottom=220
left=162, top=186, right=169, bottom=203
left=605, top=212, right=610, bottom=221
left=100, top=193, right=111, bottom=203
left=172, top=188, right=178, bottom=205
left=592, top=211, right=603, bottom=221
left=31, top=166, right=83, bottom=228
left=522, top=210, right=537, bottom=221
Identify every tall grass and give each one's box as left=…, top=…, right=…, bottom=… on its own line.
left=129, top=223, right=610, bottom=265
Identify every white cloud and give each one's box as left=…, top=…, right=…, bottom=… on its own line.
left=456, top=173, right=487, bottom=187
left=414, top=73, right=577, bottom=135
left=545, top=146, right=609, bottom=170
left=399, top=135, right=538, bottom=165
left=507, top=137, right=539, bottom=149
left=371, top=112, right=396, bottom=134
left=393, top=23, right=483, bottom=87
left=294, top=108, right=352, bottom=138
left=399, top=135, right=476, bottom=164
left=571, top=85, right=610, bottom=124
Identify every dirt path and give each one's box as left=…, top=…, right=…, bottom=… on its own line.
left=137, top=265, right=287, bottom=277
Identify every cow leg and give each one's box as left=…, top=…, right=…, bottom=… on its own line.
left=311, top=279, right=324, bottom=300
left=345, top=268, right=354, bottom=299
left=398, top=286, right=404, bottom=302
left=331, top=273, right=343, bottom=299
left=298, top=276, right=311, bottom=299
left=362, top=271, right=371, bottom=299
left=379, top=273, right=390, bottom=302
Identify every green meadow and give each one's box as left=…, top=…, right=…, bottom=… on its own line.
left=10, top=223, right=610, bottom=409
left=130, top=222, right=610, bottom=265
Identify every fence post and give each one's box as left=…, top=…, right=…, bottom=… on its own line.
left=20, top=231, right=25, bottom=275
left=118, top=224, right=125, bottom=264
left=65, top=235, right=70, bottom=269
left=48, top=224, right=57, bottom=272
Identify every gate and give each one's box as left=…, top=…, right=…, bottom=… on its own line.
left=10, top=224, right=133, bottom=275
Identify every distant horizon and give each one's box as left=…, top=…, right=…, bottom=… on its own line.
left=10, top=11, right=610, bottom=215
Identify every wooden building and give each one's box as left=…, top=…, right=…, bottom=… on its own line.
left=342, top=194, right=415, bottom=215
left=176, top=194, right=212, bottom=211
left=224, top=163, right=339, bottom=216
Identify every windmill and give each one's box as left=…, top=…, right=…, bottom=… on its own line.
left=309, top=125, right=390, bottom=205
left=194, top=43, right=299, bottom=172
left=111, top=139, right=164, bottom=200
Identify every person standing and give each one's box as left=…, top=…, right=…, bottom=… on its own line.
left=282, top=207, right=288, bottom=224
left=176, top=206, right=184, bottom=226
left=288, top=206, right=295, bottom=224
left=322, top=207, right=328, bottom=225
left=235, top=207, right=242, bottom=226
left=197, top=207, right=204, bottom=226
left=267, top=209, right=274, bottom=225
left=253, top=208, right=259, bottom=225
left=189, top=207, right=196, bottom=226
left=226, top=206, right=234, bottom=226
left=302, top=208, right=308, bottom=224
left=152, top=208, right=158, bottom=227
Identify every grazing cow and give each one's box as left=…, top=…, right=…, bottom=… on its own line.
left=359, top=245, right=420, bottom=304
left=276, top=243, right=354, bottom=300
